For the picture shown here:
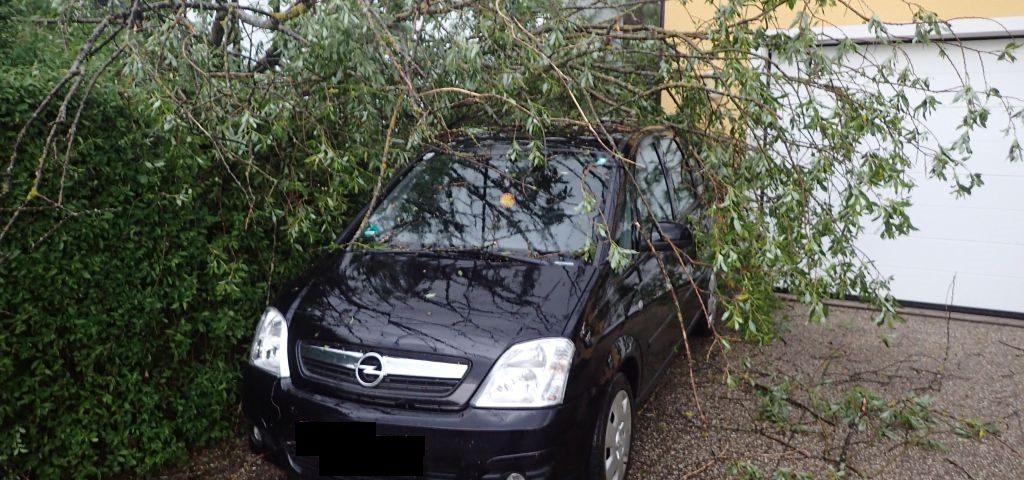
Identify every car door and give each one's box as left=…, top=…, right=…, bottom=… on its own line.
left=628, top=135, right=685, bottom=392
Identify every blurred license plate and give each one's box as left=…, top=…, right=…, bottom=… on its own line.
left=294, top=421, right=425, bottom=476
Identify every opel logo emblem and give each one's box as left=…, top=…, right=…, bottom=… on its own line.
left=355, top=352, right=386, bottom=387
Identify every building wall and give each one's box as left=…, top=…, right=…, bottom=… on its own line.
left=664, top=0, right=1024, bottom=31
left=659, top=0, right=1024, bottom=315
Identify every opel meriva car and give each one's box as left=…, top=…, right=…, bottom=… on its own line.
left=243, top=128, right=718, bottom=480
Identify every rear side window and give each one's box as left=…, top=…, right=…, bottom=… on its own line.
left=633, top=137, right=673, bottom=227
left=657, top=138, right=698, bottom=221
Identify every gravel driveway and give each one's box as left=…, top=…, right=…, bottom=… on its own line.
left=159, top=302, right=1024, bottom=479
left=632, top=302, right=1024, bottom=479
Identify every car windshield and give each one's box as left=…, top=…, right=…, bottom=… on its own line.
left=360, top=149, right=612, bottom=256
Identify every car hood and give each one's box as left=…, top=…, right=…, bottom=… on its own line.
left=284, top=250, right=595, bottom=406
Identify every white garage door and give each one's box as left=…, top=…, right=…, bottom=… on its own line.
left=825, top=35, right=1024, bottom=314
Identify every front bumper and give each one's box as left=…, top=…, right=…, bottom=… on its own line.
left=242, top=365, right=592, bottom=479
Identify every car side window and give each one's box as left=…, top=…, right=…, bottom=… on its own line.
left=657, top=138, right=697, bottom=221
left=633, top=136, right=673, bottom=229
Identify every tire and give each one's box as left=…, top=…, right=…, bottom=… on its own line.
left=588, top=373, right=635, bottom=480
left=689, top=270, right=718, bottom=337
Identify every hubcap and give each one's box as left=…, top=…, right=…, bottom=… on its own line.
left=603, top=390, right=632, bottom=480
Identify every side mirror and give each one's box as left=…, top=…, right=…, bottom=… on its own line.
left=650, top=221, right=694, bottom=251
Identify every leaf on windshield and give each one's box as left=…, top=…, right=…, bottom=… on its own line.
left=499, top=192, right=516, bottom=209
left=575, top=190, right=596, bottom=214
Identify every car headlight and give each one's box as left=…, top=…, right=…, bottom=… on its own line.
left=249, top=306, right=290, bottom=377
left=472, top=338, right=574, bottom=408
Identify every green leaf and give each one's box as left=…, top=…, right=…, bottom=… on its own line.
left=607, top=241, right=637, bottom=273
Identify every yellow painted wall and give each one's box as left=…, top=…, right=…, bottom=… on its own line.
left=665, top=0, right=1024, bottom=32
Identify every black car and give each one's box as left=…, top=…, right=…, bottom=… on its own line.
left=243, top=128, right=718, bottom=480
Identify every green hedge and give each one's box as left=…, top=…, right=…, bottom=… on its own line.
left=0, top=65, right=364, bottom=479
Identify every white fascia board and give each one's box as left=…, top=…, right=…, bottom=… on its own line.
left=813, top=16, right=1024, bottom=45
left=766, top=16, right=1024, bottom=45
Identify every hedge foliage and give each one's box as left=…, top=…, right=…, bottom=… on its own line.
left=3, top=75, right=247, bottom=477
left=0, top=6, right=376, bottom=477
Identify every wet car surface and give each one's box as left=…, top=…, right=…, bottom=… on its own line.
left=243, top=130, right=713, bottom=479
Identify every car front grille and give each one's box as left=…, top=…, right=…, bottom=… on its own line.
left=296, top=342, right=468, bottom=398
left=301, top=354, right=462, bottom=395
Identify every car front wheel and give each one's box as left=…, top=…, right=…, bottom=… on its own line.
left=588, top=373, right=634, bottom=480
